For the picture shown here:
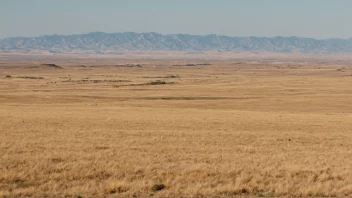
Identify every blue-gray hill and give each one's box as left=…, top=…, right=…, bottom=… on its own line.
left=1, top=32, right=352, bottom=53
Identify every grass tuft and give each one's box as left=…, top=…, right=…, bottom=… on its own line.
left=151, top=184, right=166, bottom=192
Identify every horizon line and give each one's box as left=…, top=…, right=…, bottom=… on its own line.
left=1, top=31, right=352, bottom=41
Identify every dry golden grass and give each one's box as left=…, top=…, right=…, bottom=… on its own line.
left=0, top=55, right=352, bottom=197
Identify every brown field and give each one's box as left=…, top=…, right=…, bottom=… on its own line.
left=0, top=54, right=352, bottom=197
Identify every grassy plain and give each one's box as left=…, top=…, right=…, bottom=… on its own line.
left=0, top=54, right=352, bottom=197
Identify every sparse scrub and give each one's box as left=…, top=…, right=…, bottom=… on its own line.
left=117, top=80, right=175, bottom=87
left=173, top=63, right=211, bottom=66
left=62, top=79, right=131, bottom=83
left=151, top=184, right=165, bottom=192
left=147, top=80, right=167, bottom=85
left=143, top=74, right=180, bottom=78
left=17, top=76, right=44, bottom=79
left=41, top=63, right=62, bottom=69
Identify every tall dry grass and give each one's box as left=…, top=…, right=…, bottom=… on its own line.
left=0, top=59, right=352, bottom=197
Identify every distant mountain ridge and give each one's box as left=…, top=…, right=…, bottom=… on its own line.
left=1, top=32, right=352, bottom=54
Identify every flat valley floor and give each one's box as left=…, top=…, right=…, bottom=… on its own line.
left=0, top=55, right=352, bottom=197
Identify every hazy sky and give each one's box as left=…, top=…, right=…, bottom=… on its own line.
left=1, top=0, right=351, bottom=39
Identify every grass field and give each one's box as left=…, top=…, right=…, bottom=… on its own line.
left=0, top=55, right=352, bottom=197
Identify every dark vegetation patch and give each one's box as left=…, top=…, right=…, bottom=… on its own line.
left=17, top=76, right=44, bottom=79
left=151, top=184, right=165, bottom=192
left=51, top=157, right=64, bottom=163
left=69, top=95, right=260, bottom=101
left=142, top=74, right=180, bottom=79
left=5, top=75, right=12, bottom=78
left=89, top=64, right=143, bottom=68
left=62, top=79, right=131, bottom=83
left=337, top=68, right=345, bottom=72
left=71, top=65, right=89, bottom=68
left=147, top=80, right=168, bottom=85
left=143, top=96, right=256, bottom=100
left=173, top=63, right=211, bottom=66
left=41, top=63, right=62, bottom=69
left=116, top=64, right=143, bottom=67
left=96, top=75, right=127, bottom=78
left=274, top=65, right=302, bottom=70
left=95, top=146, right=109, bottom=150
left=115, top=80, right=174, bottom=87
left=219, top=187, right=263, bottom=196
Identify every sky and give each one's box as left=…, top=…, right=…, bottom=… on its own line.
left=0, top=0, right=351, bottom=39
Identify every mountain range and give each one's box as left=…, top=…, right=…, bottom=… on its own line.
left=1, top=32, right=352, bottom=54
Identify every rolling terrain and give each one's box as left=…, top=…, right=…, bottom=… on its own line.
left=0, top=55, right=352, bottom=197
